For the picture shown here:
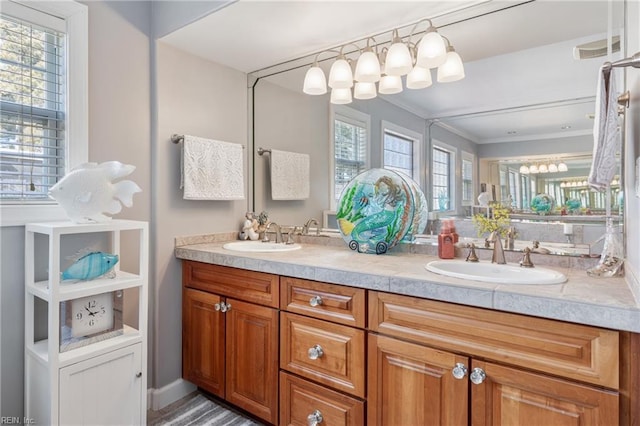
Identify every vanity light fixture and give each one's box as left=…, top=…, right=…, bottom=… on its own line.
left=548, top=163, right=558, bottom=173
left=538, top=164, right=549, bottom=173
left=519, top=165, right=530, bottom=174
left=557, top=161, right=568, bottom=172
left=529, top=164, right=539, bottom=174
left=301, top=18, right=462, bottom=104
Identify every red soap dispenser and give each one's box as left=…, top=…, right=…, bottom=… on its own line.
left=438, top=221, right=455, bottom=259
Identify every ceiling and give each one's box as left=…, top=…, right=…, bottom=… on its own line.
left=161, top=0, right=625, bottom=144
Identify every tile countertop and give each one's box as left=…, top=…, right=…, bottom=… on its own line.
left=175, top=234, right=640, bottom=333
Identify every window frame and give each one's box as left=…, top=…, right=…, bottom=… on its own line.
left=329, top=105, right=370, bottom=210
left=431, top=140, right=456, bottom=213
left=381, top=120, right=422, bottom=183
left=1, top=0, right=88, bottom=227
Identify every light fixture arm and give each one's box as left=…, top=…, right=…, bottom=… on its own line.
left=311, top=49, right=342, bottom=66
left=408, top=18, right=435, bottom=43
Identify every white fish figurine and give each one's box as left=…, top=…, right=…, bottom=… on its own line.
left=61, top=251, right=119, bottom=281
left=49, top=161, right=141, bottom=223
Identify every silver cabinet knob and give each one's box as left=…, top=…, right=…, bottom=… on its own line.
left=307, top=409, right=323, bottom=426
left=470, top=367, right=486, bottom=385
left=215, top=302, right=230, bottom=312
left=309, top=295, right=323, bottom=307
left=452, top=363, right=468, bottom=380
left=307, top=344, right=324, bottom=360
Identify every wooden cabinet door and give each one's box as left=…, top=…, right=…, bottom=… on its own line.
left=471, top=360, right=619, bottom=426
left=60, top=343, right=143, bottom=426
left=182, top=288, right=225, bottom=397
left=226, top=298, right=279, bottom=425
left=368, top=334, right=469, bottom=426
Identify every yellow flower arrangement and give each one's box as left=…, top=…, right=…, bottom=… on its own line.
left=472, top=203, right=511, bottom=237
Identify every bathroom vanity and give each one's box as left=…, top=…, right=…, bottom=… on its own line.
left=176, top=238, right=640, bottom=426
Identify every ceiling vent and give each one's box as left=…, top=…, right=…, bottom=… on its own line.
left=573, top=36, right=620, bottom=60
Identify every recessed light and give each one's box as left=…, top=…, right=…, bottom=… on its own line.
left=561, top=125, right=572, bottom=130
left=507, top=131, right=517, bottom=135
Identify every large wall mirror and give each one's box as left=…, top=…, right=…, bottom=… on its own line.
left=249, top=0, right=627, bottom=234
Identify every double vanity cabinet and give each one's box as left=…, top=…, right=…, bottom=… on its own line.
left=181, top=260, right=639, bottom=426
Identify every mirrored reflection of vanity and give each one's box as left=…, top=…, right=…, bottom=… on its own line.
left=247, top=1, right=627, bottom=257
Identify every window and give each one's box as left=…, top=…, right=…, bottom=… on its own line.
left=432, top=142, right=455, bottom=212
left=1, top=13, right=65, bottom=200
left=382, top=121, right=421, bottom=182
left=0, top=1, right=87, bottom=226
left=331, top=106, right=369, bottom=208
left=520, top=174, right=531, bottom=210
left=461, top=152, right=474, bottom=206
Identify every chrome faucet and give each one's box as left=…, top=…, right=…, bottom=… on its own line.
left=264, top=222, right=283, bottom=243
left=302, top=218, right=320, bottom=236
left=488, top=231, right=506, bottom=264
left=505, top=226, right=516, bottom=251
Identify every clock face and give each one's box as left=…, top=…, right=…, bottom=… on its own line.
left=70, top=293, right=114, bottom=337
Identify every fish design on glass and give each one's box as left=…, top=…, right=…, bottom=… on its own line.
left=61, top=251, right=119, bottom=281
left=48, top=161, right=141, bottom=223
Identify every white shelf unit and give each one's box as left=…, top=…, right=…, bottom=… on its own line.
left=24, top=220, right=148, bottom=426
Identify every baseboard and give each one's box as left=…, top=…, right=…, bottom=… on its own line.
left=147, top=378, right=197, bottom=411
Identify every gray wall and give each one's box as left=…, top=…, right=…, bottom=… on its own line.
left=477, top=134, right=593, bottom=159
left=152, top=0, right=233, bottom=38
left=0, top=1, right=152, bottom=417
left=153, top=41, right=248, bottom=389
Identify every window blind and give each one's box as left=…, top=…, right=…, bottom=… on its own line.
left=0, top=13, right=65, bottom=201
left=462, top=158, right=473, bottom=203
left=334, top=115, right=367, bottom=202
left=383, top=131, right=413, bottom=178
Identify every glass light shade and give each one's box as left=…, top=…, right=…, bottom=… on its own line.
left=437, top=49, right=465, bottom=83
left=328, top=58, right=353, bottom=89
left=406, top=66, right=433, bottom=89
left=303, top=66, right=327, bottom=95
left=519, top=165, right=530, bottom=174
left=416, top=29, right=447, bottom=68
left=548, top=163, right=558, bottom=173
left=330, top=88, right=352, bottom=104
left=560, top=182, right=567, bottom=188
left=378, top=75, right=403, bottom=94
left=384, top=42, right=413, bottom=76
left=529, top=164, right=539, bottom=174
left=571, top=181, right=577, bottom=187
left=354, top=82, right=377, bottom=99
left=581, top=180, right=588, bottom=186
left=538, top=164, right=549, bottom=173
left=354, top=50, right=381, bottom=82
left=557, top=162, right=568, bottom=172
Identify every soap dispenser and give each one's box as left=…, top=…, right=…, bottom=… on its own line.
left=438, top=221, right=455, bottom=259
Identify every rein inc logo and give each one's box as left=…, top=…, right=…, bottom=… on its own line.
left=0, top=418, right=35, bottom=424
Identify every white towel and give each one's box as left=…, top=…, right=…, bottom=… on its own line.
left=270, top=149, right=310, bottom=200
left=588, top=65, right=620, bottom=192
left=180, top=135, right=245, bottom=200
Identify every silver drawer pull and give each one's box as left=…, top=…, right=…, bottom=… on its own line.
left=309, top=295, right=323, bottom=307
left=307, top=409, right=323, bottom=425
left=307, top=344, right=324, bottom=360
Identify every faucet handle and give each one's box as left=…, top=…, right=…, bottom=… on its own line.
left=286, top=227, right=297, bottom=244
left=520, top=247, right=534, bottom=268
left=466, top=243, right=479, bottom=262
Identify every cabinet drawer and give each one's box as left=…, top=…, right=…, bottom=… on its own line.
left=281, top=312, right=366, bottom=398
left=280, top=372, right=364, bottom=426
left=182, top=261, right=279, bottom=308
left=281, top=277, right=365, bottom=327
left=369, top=291, right=619, bottom=389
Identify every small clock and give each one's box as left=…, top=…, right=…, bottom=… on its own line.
left=60, top=290, right=124, bottom=352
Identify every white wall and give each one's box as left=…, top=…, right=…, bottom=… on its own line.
left=0, top=1, right=152, bottom=417
left=624, top=0, right=640, bottom=293
left=153, top=41, right=248, bottom=389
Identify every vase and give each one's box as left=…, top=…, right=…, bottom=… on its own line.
left=587, top=217, right=624, bottom=278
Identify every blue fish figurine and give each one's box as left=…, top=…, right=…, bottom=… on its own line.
left=61, top=252, right=119, bottom=280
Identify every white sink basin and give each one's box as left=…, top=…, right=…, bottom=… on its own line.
left=223, top=241, right=302, bottom=253
left=425, top=260, right=567, bottom=285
